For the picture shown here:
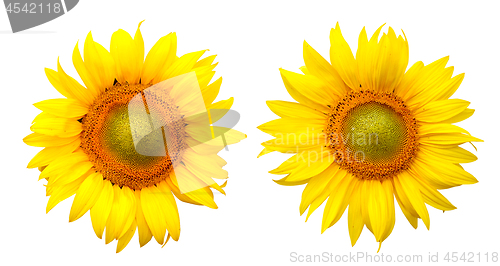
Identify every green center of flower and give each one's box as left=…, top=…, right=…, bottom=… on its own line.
left=341, top=102, right=407, bottom=164
left=102, top=105, right=163, bottom=168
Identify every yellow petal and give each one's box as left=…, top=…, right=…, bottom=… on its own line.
left=30, top=117, right=82, bottom=138
left=27, top=138, right=80, bottom=168
left=321, top=174, right=357, bottom=232
left=158, top=50, right=206, bottom=82
left=69, top=173, right=104, bottom=222
left=110, top=29, right=142, bottom=84
left=299, top=164, right=341, bottom=215
left=23, top=132, right=79, bottom=147
left=56, top=59, right=94, bottom=105
left=414, top=99, right=470, bottom=123
left=420, top=133, right=483, bottom=146
left=379, top=180, right=395, bottom=243
left=403, top=57, right=454, bottom=107
left=418, top=123, right=470, bottom=136
left=279, top=68, right=338, bottom=107
left=357, top=25, right=408, bottom=93
left=440, top=108, right=475, bottom=124
left=303, top=41, right=347, bottom=95
left=402, top=57, right=452, bottom=103
left=395, top=61, right=424, bottom=98
left=33, top=98, right=88, bottom=118
left=170, top=166, right=218, bottom=208
left=257, top=117, right=325, bottom=135
left=280, top=69, right=331, bottom=113
left=47, top=161, right=93, bottom=187
left=142, top=32, right=177, bottom=84
left=90, top=181, right=114, bottom=239
left=194, top=55, right=217, bottom=68
left=411, top=157, right=461, bottom=189
left=416, top=153, right=478, bottom=185
left=395, top=171, right=430, bottom=229
left=201, top=77, right=222, bottom=106
left=266, top=100, right=327, bottom=119
left=116, top=220, right=137, bottom=253
left=393, top=179, right=418, bottom=229
left=38, top=151, right=89, bottom=180
left=347, top=183, right=364, bottom=246
left=45, top=68, right=73, bottom=98
left=156, top=182, right=182, bottom=241
left=135, top=190, right=153, bottom=247
left=141, top=184, right=178, bottom=244
left=46, top=174, right=86, bottom=213
left=408, top=169, right=456, bottom=211
left=81, top=33, right=116, bottom=94
left=105, top=186, right=137, bottom=244
left=330, top=22, right=359, bottom=90
left=419, top=144, right=477, bottom=164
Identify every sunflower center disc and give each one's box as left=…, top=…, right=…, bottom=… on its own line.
left=101, top=105, right=163, bottom=167
left=342, top=102, right=407, bottom=164
left=80, top=83, right=187, bottom=190
left=326, top=90, right=419, bottom=180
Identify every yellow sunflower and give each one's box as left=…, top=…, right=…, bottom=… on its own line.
left=257, top=23, right=482, bottom=250
left=24, top=22, right=245, bottom=252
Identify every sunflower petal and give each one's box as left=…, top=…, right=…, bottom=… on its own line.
left=414, top=99, right=470, bottom=123
left=90, top=181, right=114, bottom=239
left=267, top=100, right=327, bottom=119
left=27, top=138, right=80, bottom=168
left=142, top=32, right=177, bottom=84
left=396, top=171, right=430, bottom=229
left=23, top=133, right=79, bottom=148
left=347, top=184, right=364, bottom=246
left=69, top=173, right=104, bottom=222
left=116, top=220, right=137, bottom=253
left=105, top=186, right=137, bottom=244
left=110, top=29, right=142, bottom=84
left=135, top=190, right=153, bottom=247
left=330, top=22, right=359, bottom=90
left=321, top=174, right=357, bottom=232
left=279, top=69, right=338, bottom=107
left=33, top=98, right=88, bottom=118
left=303, top=41, right=347, bottom=95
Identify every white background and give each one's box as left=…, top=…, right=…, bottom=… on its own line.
left=0, top=0, right=499, bottom=265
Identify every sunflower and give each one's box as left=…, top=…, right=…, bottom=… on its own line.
left=257, top=23, right=482, bottom=250
left=24, top=22, right=245, bottom=252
